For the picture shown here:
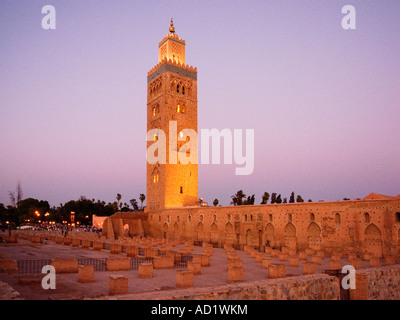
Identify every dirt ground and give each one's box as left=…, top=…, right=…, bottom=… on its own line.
left=0, top=235, right=371, bottom=300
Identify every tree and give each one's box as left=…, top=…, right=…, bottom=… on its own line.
left=261, top=192, right=270, bottom=204
left=230, top=196, right=238, bottom=206
left=244, top=194, right=255, bottom=205
left=116, top=194, right=122, bottom=209
left=213, top=199, right=219, bottom=207
left=0, top=203, right=7, bottom=224
left=276, top=194, right=282, bottom=204
left=296, top=195, right=304, bottom=203
left=283, top=197, right=287, bottom=203
left=232, top=190, right=246, bottom=206
left=270, top=193, right=277, bottom=204
left=289, top=192, right=295, bottom=203
left=139, top=194, right=146, bottom=210
left=130, top=199, right=139, bottom=212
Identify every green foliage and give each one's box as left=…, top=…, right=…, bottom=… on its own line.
left=289, top=192, right=295, bottom=203
left=261, top=192, right=270, bottom=204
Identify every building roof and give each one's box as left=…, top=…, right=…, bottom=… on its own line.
left=362, top=192, right=397, bottom=200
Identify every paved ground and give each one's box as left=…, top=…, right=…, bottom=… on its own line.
left=0, top=233, right=373, bottom=300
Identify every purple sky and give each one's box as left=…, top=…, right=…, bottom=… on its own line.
left=1, top=0, right=399, bottom=207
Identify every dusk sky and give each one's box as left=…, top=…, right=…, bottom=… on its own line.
left=1, top=0, right=399, bottom=207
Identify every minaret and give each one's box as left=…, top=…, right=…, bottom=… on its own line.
left=146, top=20, right=198, bottom=210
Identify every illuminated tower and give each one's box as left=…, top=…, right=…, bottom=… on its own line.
left=146, top=19, right=198, bottom=210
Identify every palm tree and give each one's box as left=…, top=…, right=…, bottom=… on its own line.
left=116, top=194, right=122, bottom=209
left=213, top=199, right=219, bottom=207
left=234, top=190, right=246, bottom=206
left=261, top=192, right=270, bottom=204
left=230, top=196, right=238, bottom=206
left=130, top=199, right=139, bottom=212
left=139, top=194, right=146, bottom=210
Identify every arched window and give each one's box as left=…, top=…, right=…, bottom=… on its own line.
left=364, top=212, right=370, bottom=223
left=310, top=213, right=315, bottom=222
left=182, top=86, right=185, bottom=95
left=334, top=213, right=341, bottom=226
left=177, top=104, right=181, bottom=113
left=268, top=214, right=273, bottom=222
left=288, top=214, right=293, bottom=222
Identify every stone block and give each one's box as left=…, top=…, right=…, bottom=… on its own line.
left=289, top=256, right=299, bottom=267
left=110, top=243, right=122, bottom=254
left=329, top=259, right=342, bottom=270
left=72, top=238, right=81, bottom=247
left=297, top=251, right=306, bottom=260
left=93, top=241, right=103, bottom=251
left=262, top=258, right=273, bottom=269
left=51, top=259, right=78, bottom=273
left=153, top=255, right=174, bottom=269
left=303, top=262, right=316, bottom=275
left=109, top=275, right=128, bottom=295
left=268, top=264, right=286, bottom=278
left=78, top=265, right=94, bottom=283
left=138, top=263, right=153, bottom=278
left=385, top=256, right=396, bottom=265
left=278, top=253, right=288, bottom=262
left=0, top=259, right=18, bottom=274
left=81, top=239, right=91, bottom=249
left=227, top=258, right=242, bottom=270
left=281, top=246, right=289, bottom=254
left=176, top=270, right=194, bottom=288
left=305, top=248, right=315, bottom=256
left=126, top=245, right=139, bottom=257
left=350, top=258, right=363, bottom=269
left=228, top=266, right=243, bottom=282
left=256, top=253, right=265, bottom=263
left=31, top=236, right=42, bottom=244
left=369, top=258, right=381, bottom=267
left=271, top=249, right=279, bottom=257
left=106, top=258, right=130, bottom=271
left=311, top=256, right=322, bottom=265
left=145, top=248, right=158, bottom=258
left=187, top=261, right=201, bottom=275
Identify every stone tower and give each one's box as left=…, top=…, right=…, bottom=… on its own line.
left=146, top=19, right=198, bottom=210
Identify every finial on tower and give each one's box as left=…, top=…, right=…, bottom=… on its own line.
left=169, top=18, right=175, bottom=33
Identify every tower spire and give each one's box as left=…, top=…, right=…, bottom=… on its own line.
left=169, top=18, right=175, bottom=33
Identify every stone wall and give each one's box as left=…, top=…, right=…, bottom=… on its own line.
left=100, top=274, right=340, bottom=300
left=144, top=199, right=400, bottom=258
left=351, top=265, right=400, bottom=300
